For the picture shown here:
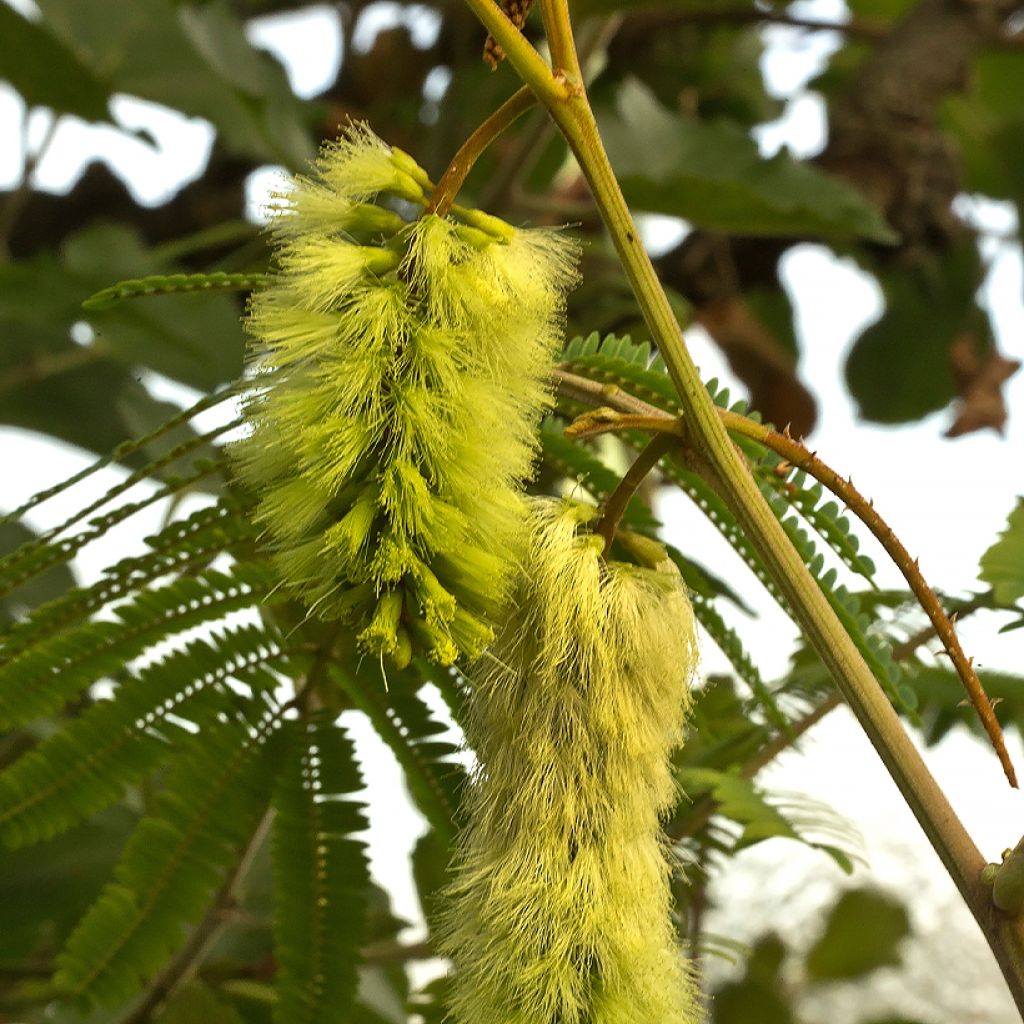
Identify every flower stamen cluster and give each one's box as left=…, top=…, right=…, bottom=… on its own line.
left=443, top=498, right=699, bottom=1024
left=233, top=125, right=579, bottom=665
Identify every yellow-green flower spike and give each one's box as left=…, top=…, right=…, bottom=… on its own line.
left=233, top=124, right=579, bottom=665
left=442, top=498, right=701, bottom=1024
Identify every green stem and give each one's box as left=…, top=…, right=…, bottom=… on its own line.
left=463, top=0, right=1024, bottom=1009
left=427, top=86, right=536, bottom=216
left=594, top=433, right=672, bottom=554
left=569, top=400, right=1017, bottom=791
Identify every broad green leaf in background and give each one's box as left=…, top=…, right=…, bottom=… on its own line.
left=804, top=888, right=911, bottom=980
left=0, top=360, right=177, bottom=463
left=592, top=19, right=783, bottom=127
left=0, top=4, right=111, bottom=123
left=576, top=0, right=754, bottom=16
left=942, top=54, right=1024, bottom=229
left=0, top=222, right=244, bottom=456
left=711, top=934, right=797, bottom=1024
left=845, top=241, right=990, bottom=423
left=598, top=79, right=897, bottom=243
left=0, top=807, right=137, bottom=961
left=0, top=223, right=245, bottom=389
left=156, top=981, right=245, bottom=1024
left=845, top=0, right=915, bottom=21
left=980, top=499, right=1024, bottom=604
left=32, top=0, right=315, bottom=167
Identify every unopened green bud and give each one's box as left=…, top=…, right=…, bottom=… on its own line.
left=372, top=532, right=416, bottom=583
left=448, top=607, right=494, bottom=661
left=388, top=626, right=414, bottom=671
left=408, top=559, right=457, bottom=625
left=325, top=484, right=380, bottom=568
left=993, top=840, right=1024, bottom=915
left=453, top=204, right=515, bottom=242
left=358, top=588, right=405, bottom=656
left=453, top=224, right=501, bottom=252
left=408, top=616, right=459, bottom=667
left=346, top=201, right=407, bottom=237
left=433, top=547, right=509, bottom=622
left=331, top=580, right=376, bottom=624
left=390, top=146, right=433, bottom=191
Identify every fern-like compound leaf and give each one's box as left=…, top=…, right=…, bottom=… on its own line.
left=0, top=499, right=257, bottom=663
left=0, top=386, right=239, bottom=533
left=53, top=702, right=284, bottom=1010
left=0, top=456, right=226, bottom=604
left=328, top=662, right=463, bottom=842
left=0, top=624, right=290, bottom=847
left=680, top=767, right=861, bottom=873
left=272, top=713, right=372, bottom=1024
left=82, top=272, right=269, bottom=310
left=0, top=563, right=277, bottom=730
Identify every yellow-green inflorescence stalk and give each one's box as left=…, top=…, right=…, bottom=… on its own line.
left=443, top=498, right=700, bottom=1024
left=233, top=124, right=579, bottom=666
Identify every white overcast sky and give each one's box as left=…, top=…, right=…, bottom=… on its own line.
left=1, top=0, right=1023, bottom=1017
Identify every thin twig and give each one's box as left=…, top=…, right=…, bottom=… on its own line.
left=718, top=410, right=1019, bottom=791
left=427, top=86, right=537, bottom=217
left=892, top=591, right=997, bottom=660
left=594, top=433, right=673, bottom=554
left=556, top=367, right=1017, bottom=789
left=0, top=111, right=60, bottom=260
left=116, top=809, right=275, bottom=1024
left=0, top=341, right=113, bottom=396
left=480, top=16, right=624, bottom=211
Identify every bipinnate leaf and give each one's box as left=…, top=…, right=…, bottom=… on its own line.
left=327, top=663, right=463, bottom=842
left=0, top=563, right=277, bottom=730
left=804, top=888, right=910, bottom=980
left=156, top=980, right=244, bottom=1024
left=54, top=707, right=283, bottom=1009
left=0, top=625, right=288, bottom=847
left=82, top=272, right=268, bottom=311
left=272, top=714, right=372, bottom=1024
left=599, top=79, right=897, bottom=243
left=679, top=768, right=857, bottom=873
left=980, top=498, right=1024, bottom=604
left=0, top=521, right=76, bottom=627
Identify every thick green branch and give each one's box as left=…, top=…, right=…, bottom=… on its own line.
left=567, top=398, right=1017, bottom=792
left=475, top=0, right=1024, bottom=990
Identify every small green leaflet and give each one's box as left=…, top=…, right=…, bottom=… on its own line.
left=980, top=498, right=1024, bottom=604
left=82, top=271, right=269, bottom=311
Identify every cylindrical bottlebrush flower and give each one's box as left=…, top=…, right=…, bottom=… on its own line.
left=443, top=498, right=700, bottom=1024
left=232, top=125, right=579, bottom=665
